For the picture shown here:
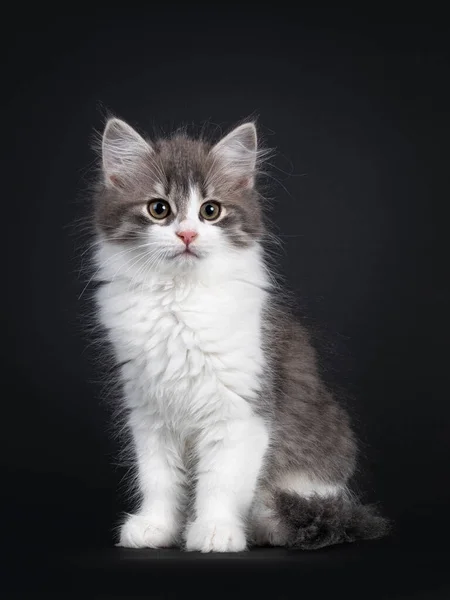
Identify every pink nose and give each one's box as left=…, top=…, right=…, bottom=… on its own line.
left=176, top=230, right=198, bottom=246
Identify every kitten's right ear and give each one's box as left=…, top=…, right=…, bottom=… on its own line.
left=101, top=118, right=152, bottom=188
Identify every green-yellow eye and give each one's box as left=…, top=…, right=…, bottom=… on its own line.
left=148, top=200, right=171, bottom=220
left=200, top=201, right=221, bottom=221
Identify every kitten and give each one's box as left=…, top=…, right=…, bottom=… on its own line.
left=92, top=117, right=388, bottom=552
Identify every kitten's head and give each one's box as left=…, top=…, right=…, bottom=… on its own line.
left=95, top=118, right=266, bottom=272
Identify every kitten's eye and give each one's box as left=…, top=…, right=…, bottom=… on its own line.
left=200, top=201, right=221, bottom=221
left=148, top=200, right=171, bottom=220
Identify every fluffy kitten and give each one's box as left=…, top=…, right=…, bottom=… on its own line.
left=92, top=117, right=388, bottom=552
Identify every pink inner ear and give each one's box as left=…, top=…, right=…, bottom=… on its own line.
left=109, top=174, right=124, bottom=188
left=236, top=177, right=253, bottom=190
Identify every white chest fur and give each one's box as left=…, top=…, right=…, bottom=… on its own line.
left=94, top=242, right=269, bottom=432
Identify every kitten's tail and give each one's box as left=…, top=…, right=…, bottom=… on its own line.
left=274, top=491, right=390, bottom=550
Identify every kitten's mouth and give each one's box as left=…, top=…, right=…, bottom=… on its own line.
left=171, top=247, right=200, bottom=259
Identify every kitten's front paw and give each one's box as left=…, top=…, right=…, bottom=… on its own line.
left=184, top=519, right=247, bottom=553
left=118, top=514, right=178, bottom=548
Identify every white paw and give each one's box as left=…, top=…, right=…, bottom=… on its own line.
left=118, top=514, right=178, bottom=548
left=184, top=519, right=247, bottom=553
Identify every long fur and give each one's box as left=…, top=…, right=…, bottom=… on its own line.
left=88, top=117, right=389, bottom=552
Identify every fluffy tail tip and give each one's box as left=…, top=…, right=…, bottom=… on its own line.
left=274, top=491, right=391, bottom=550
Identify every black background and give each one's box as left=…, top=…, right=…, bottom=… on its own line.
left=3, top=7, right=449, bottom=598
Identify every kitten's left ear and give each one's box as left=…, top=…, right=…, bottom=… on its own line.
left=211, top=123, right=258, bottom=189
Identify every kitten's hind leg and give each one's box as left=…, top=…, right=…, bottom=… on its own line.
left=118, top=411, right=186, bottom=549
left=249, top=491, right=290, bottom=547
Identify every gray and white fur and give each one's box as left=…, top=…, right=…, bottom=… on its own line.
left=91, top=117, right=388, bottom=552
